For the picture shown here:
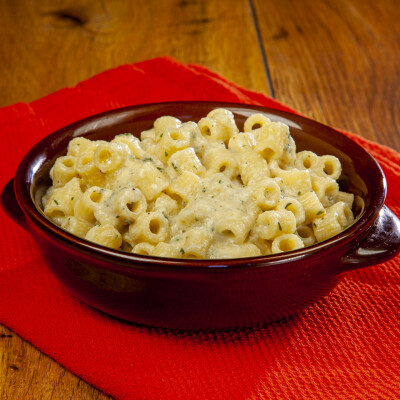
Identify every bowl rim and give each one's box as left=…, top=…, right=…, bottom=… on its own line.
left=14, top=101, right=387, bottom=269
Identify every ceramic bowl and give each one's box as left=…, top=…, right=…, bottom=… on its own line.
left=2, top=101, right=400, bottom=329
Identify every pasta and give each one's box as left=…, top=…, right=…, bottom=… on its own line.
left=42, top=109, right=357, bottom=259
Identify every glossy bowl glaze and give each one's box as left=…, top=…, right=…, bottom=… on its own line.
left=2, top=102, right=400, bottom=330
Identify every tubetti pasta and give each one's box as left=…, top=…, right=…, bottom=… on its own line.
left=42, top=109, right=356, bottom=258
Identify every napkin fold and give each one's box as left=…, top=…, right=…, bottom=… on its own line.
left=1, top=57, right=399, bottom=400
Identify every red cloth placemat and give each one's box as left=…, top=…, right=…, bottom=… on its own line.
left=1, top=57, right=400, bottom=400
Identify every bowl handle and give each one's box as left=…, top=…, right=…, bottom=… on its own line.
left=341, top=205, right=400, bottom=270
left=1, top=178, right=28, bottom=231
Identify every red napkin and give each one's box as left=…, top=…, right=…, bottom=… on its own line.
left=1, top=57, right=400, bottom=400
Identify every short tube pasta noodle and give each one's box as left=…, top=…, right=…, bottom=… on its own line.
left=85, top=224, right=122, bottom=249
left=276, top=197, right=305, bottom=225
left=50, top=156, right=78, bottom=188
left=42, top=109, right=358, bottom=259
left=255, top=210, right=297, bottom=240
left=112, top=187, right=147, bottom=224
left=311, top=176, right=339, bottom=207
left=255, top=121, right=291, bottom=162
left=296, top=224, right=316, bottom=247
left=271, top=234, right=304, bottom=254
left=93, top=142, right=126, bottom=173
left=315, top=155, right=341, bottom=180
left=129, top=211, right=170, bottom=244
left=247, top=178, right=281, bottom=211
left=133, top=242, right=154, bottom=256
left=243, top=113, right=271, bottom=133
left=154, top=116, right=181, bottom=141
left=181, top=228, right=212, bottom=258
left=111, top=133, right=146, bottom=159
left=214, top=210, right=253, bottom=244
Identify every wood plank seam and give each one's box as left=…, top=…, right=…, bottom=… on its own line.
left=248, top=0, right=275, bottom=98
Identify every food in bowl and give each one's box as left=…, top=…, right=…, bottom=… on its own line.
left=3, top=101, right=399, bottom=329
left=42, top=108, right=357, bottom=259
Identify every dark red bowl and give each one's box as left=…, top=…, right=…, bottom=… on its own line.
left=2, top=101, right=400, bottom=330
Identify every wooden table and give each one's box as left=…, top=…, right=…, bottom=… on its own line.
left=1, top=0, right=399, bottom=398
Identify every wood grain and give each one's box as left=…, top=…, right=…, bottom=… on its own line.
left=0, top=0, right=270, bottom=108
left=253, top=0, right=400, bottom=151
left=1, top=0, right=400, bottom=399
